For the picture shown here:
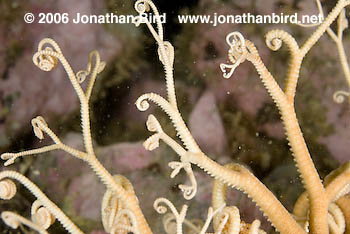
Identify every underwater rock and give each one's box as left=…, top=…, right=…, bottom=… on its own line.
left=189, top=90, right=227, bottom=155
left=0, top=0, right=124, bottom=148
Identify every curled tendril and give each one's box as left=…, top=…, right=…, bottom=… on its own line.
left=143, top=134, right=160, bottom=151
left=136, top=96, right=150, bottom=111
left=134, top=0, right=150, bottom=14
left=154, top=198, right=189, bottom=234
left=220, top=63, right=239, bottom=79
left=179, top=183, right=197, bottom=200
left=226, top=32, right=246, bottom=49
left=333, top=90, right=350, bottom=103
left=76, top=51, right=106, bottom=84
left=76, top=70, right=90, bottom=83
left=32, top=38, right=62, bottom=72
left=134, top=0, right=165, bottom=49
left=31, top=200, right=55, bottom=230
left=302, top=203, right=346, bottom=234
left=101, top=175, right=136, bottom=234
left=146, top=114, right=163, bottom=133
left=1, top=153, right=17, bottom=166
left=154, top=198, right=184, bottom=216
left=144, top=114, right=198, bottom=199
left=36, top=48, right=59, bottom=72
left=215, top=206, right=241, bottom=234
left=265, top=30, right=299, bottom=54
left=1, top=211, right=49, bottom=234
left=220, top=32, right=247, bottom=79
left=31, top=116, right=48, bottom=140
left=265, top=30, right=285, bottom=51
left=154, top=199, right=172, bottom=214
left=134, top=0, right=157, bottom=28
left=266, top=37, right=282, bottom=51
left=0, top=179, right=17, bottom=200
left=168, top=156, right=197, bottom=200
